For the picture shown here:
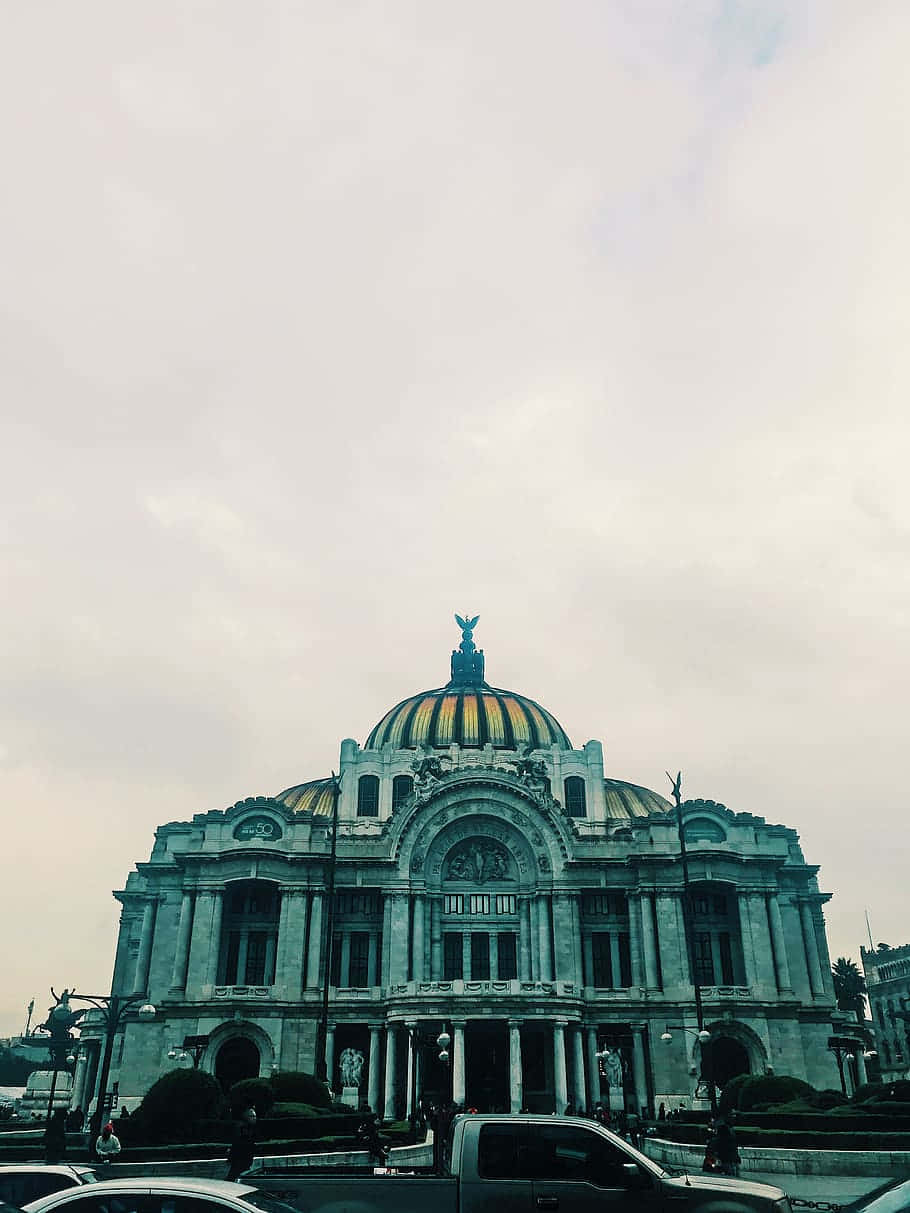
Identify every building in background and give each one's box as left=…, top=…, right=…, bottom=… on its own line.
left=861, top=942, right=910, bottom=1081
left=75, top=619, right=847, bottom=1117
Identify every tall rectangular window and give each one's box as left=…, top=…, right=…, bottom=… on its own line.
left=693, top=932, right=714, bottom=985
left=444, top=894, right=463, bottom=914
left=471, top=933, right=491, bottom=980
left=495, top=894, right=517, bottom=915
left=617, top=933, right=632, bottom=988
left=444, top=932, right=463, bottom=980
left=498, top=932, right=518, bottom=979
left=349, top=932, right=370, bottom=987
left=564, top=776, right=587, bottom=818
left=592, top=932, right=613, bottom=988
left=357, top=775, right=380, bottom=817
left=330, top=933, right=342, bottom=986
left=718, top=932, right=734, bottom=985
left=224, top=932, right=241, bottom=984
left=392, top=774, right=414, bottom=810
left=246, top=932, right=268, bottom=985
left=470, top=894, right=490, bottom=915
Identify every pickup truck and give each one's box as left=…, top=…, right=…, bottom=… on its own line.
left=248, top=1114, right=790, bottom=1213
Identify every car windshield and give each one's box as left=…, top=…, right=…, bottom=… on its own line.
left=242, top=1191, right=302, bottom=1213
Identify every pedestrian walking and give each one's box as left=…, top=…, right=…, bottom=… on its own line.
left=710, top=1117, right=740, bottom=1177
left=226, top=1107, right=257, bottom=1181
left=356, top=1107, right=388, bottom=1165
left=44, top=1108, right=67, bottom=1164
left=94, top=1122, right=122, bottom=1167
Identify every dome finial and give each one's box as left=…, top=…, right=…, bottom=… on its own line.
left=450, top=613, right=485, bottom=686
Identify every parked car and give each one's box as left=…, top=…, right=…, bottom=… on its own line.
left=0, top=1165, right=99, bottom=1207
left=22, top=1177, right=300, bottom=1213
left=248, top=1114, right=791, bottom=1213
left=842, top=1177, right=910, bottom=1213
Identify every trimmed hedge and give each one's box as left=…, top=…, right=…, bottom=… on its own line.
left=230, top=1079, right=275, bottom=1116
left=738, top=1075, right=814, bottom=1112
left=270, top=1072, right=331, bottom=1109
left=134, top=1069, right=226, bottom=1143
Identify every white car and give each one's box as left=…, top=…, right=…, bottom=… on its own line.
left=0, top=1166, right=100, bottom=1207
left=22, top=1177, right=300, bottom=1213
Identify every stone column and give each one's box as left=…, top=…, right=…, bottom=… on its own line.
left=586, top=1027, right=601, bottom=1111
left=381, top=894, right=393, bottom=987
left=186, top=890, right=217, bottom=992
left=631, top=1024, right=649, bottom=1117
left=800, top=900, right=825, bottom=996
left=582, top=935, right=594, bottom=987
left=412, top=895, right=426, bottom=981
left=553, top=1021, right=568, bottom=1112
left=405, top=1022, right=416, bottom=1118
left=737, top=893, right=757, bottom=987
left=572, top=1025, right=586, bottom=1109
left=519, top=897, right=532, bottom=980
left=745, top=892, right=777, bottom=991
left=276, top=888, right=292, bottom=991
left=508, top=1020, right=523, bottom=1112
left=205, top=890, right=224, bottom=986
left=489, top=932, right=499, bottom=981
left=367, top=933, right=379, bottom=987
left=452, top=1022, right=466, bottom=1106
left=552, top=895, right=575, bottom=983
left=265, top=934, right=277, bottom=985
left=306, top=892, right=324, bottom=989
left=340, top=933, right=352, bottom=987
left=767, top=894, right=792, bottom=991
left=627, top=895, right=643, bottom=987
left=368, top=1024, right=382, bottom=1113
left=572, top=899, right=584, bottom=989
left=430, top=896, right=442, bottom=979
left=133, top=900, right=156, bottom=993
left=854, top=1046, right=868, bottom=1086
left=170, top=892, right=194, bottom=989
left=462, top=932, right=472, bottom=981
left=390, top=894, right=410, bottom=984
left=655, top=893, right=685, bottom=991
left=640, top=894, right=659, bottom=989
left=610, top=935, right=622, bottom=989
left=325, top=1025, right=336, bottom=1091
left=383, top=1025, right=397, bottom=1119
left=537, top=894, right=553, bottom=982
left=70, top=1054, right=88, bottom=1111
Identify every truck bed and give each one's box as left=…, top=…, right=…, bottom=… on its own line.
left=248, top=1168, right=459, bottom=1213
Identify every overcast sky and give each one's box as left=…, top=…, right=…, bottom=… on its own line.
left=2, top=2, right=908, bottom=1037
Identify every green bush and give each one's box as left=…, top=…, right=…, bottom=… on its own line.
left=852, top=1083, right=887, bottom=1104
left=270, top=1071, right=331, bottom=1109
left=230, top=1077, right=275, bottom=1115
left=738, top=1075, right=814, bottom=1113
left=718, top=1074, right=751, bottom=1113
left=271, top=1102, right=322, bottom=1118
left=135, top=1069, right=227, bottom=1142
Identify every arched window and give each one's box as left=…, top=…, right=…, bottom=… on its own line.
left=357, top=774, right=380, bottom=817
left=683, top=817, right=726, bottom=843
left=564, top=776, right=587, bottom=818
left=219, top=880, right=280, bottom=986
left=392, top=774, right=414, bottom=810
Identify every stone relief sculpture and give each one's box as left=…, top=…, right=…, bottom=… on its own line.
left=444, top=839, right=511, bottom=882
left=339, top=1046, right=364, bottom=1088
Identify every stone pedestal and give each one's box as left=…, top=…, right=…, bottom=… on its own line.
left=341, top=1085, right=360, bottom=1108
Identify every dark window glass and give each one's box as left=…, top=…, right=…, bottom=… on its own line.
left=349, top=932, right=370, bottom=987
left=392, top=775, right=414, bottom=810
left=564, top=776, right=587, bottom=818
left=246, top=932, right=268, bottom=984
left=478, top=1122, right=524, bottom=1178
left=522, top=1123, right=633, bottom=1185
left=444, top=932, right=463, bottom=980
left=498, top=932, right=518, bottom=980
left=357, top=775, right=380, bottom=817
left=693, top=933, right=714, bottom=985
left=330, top=933, right=342, bottom=985
left=224, top=932, right=241, bottom=984
left=471, top=933, right=491, bottom=980
left=592, top=933, right=613, bottom=988
left=718, top=932, right=734, bottom=985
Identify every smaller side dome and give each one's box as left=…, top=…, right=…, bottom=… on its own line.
left=277, top=777, right=335, bottom=816
left=603, top=778, right=672, bottom=819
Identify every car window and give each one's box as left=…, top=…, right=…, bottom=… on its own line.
left=522, top=1124, right=632, bottom=1187
left=31, top=1176, right=81, bottom=1200
left=0, top=1176, right=30, bottom=1206
left=477, top=1124, right=525, bottom=1179
left=148, top=1199, right=237, bottom=1213
left=46, top=1195, right=147, bottom=1213
left=240, top=1193, right=304, bottom=1213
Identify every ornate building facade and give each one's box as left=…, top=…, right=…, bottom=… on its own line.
left=861, top=942, right=910, bottom=1081
left=75, top=620, right=845, bottom=1117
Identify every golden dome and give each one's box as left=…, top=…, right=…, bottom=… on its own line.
left=277, top=777, right=335, bottom=816
left=603, top=778, right=671, bottom=819
left=365, top=684, right=572, bottom=751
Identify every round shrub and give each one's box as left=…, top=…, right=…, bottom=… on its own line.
left=230, top=1077, right=275, bottom=1116
left=271, top=1102, right=322, bottom=1118
left=738, top=1075, right=814, bottom=1113
left=718, top=1073, right=752, bottom=1113
left=852, top=1082, right=886, bottom=1104
left=136, top=1068, right=227, bottom=1142
left=270, top=1071, right=331, bottom=1109
left=811, top=1088, right=848, bottom=1110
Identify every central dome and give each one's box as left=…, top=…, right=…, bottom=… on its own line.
left=365, top=683, right=572, bottom=751
left=365, top=615, right=572, bottom=751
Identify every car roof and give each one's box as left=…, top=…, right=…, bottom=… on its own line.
left=0, top=1167, right=95, bottom=1177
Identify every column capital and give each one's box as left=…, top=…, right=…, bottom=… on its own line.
left=552, top=1017, right=569, bottom=1029
left=507, top=1018, right=523, bottom=1028
left=450, top=1019, right=467, bottom=1028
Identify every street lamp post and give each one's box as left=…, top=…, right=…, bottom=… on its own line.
left=403, top=1026, right=451, bottom=1172
left=167, top=1034, right=209, bottom=1069
left=827, top=1035, right=860, bottom=1096
left=661, top=1024, right=716, bottom=1117
left=315, top=773, right=343, bottom=1086
left=72, top=993, right=156, bottom=1144
left=666, top=772, right=718, bottom=1119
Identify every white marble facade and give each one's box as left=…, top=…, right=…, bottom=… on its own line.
left=76, top=626, right=848, bottom=1117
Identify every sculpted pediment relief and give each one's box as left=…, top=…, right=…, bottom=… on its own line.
left=444, top=838, right=512, bottom=883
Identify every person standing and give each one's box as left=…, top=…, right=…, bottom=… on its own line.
left=94, top=1122, right=122, bottom=1167
left=44, top=1108, right=67, bottom=1164
left=227, top=1107, right=257, bottom=1181
left=712, top=1117, right=740, bottom=1177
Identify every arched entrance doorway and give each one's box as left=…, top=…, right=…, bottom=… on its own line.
left=709, top=1036, right=751, bottom=1089
left=215, top=1036, right=260, bottom=1091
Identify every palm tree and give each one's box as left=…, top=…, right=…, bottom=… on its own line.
left=832, top=956, right=868, bottom=1023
